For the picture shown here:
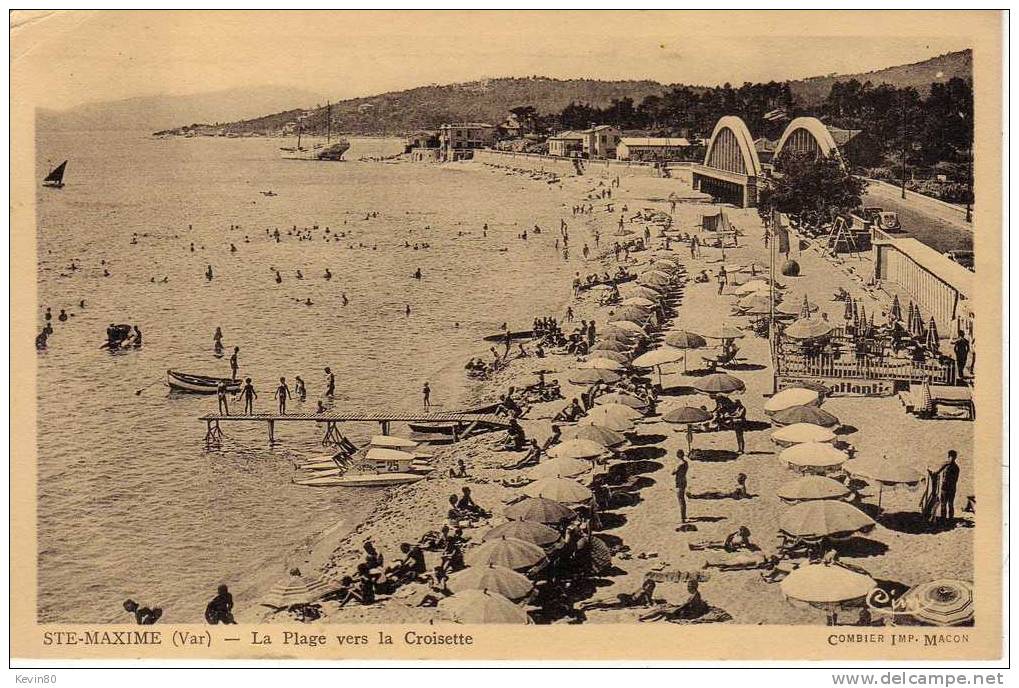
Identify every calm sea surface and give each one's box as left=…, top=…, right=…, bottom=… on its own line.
left=35, top=131, right=579, bottom=622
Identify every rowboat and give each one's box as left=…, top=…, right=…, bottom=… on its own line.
left=294, top=472, right=426, bottom=488
left=482, top=330, right=534, bottom=343
left=166, top=369, right=240, bottom=394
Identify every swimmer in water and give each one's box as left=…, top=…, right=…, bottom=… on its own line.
left=406, top=304, right=411, bottom=316
left=324, top=268, right=332, bottom=280
left=206, top=265, right=214, bottom=280
left=275, top=271, right=282, bottom=284
left=341, top=293, right=349, bottom=306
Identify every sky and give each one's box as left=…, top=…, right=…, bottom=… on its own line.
left=12, top=10, right=977, bottom=112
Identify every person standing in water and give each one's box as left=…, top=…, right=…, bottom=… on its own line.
left=422, top=382, right=431, bottom=410
left=239, top=378, right=257, bottom=415
left=216, top=381, right=230, bottom=415
left=229, top=347, right=239, bottom=380
left=213, top=327, right=224, bottom=356
left=205, top=265, right=214, bottom=280
left=324, top=367, right=335, bottom=398
left=274, top=377, right=291, bottom=415
left=294, top=376, right=307, bottom=402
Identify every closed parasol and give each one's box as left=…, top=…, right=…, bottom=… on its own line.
left=784, top=317, right=834, bottom=340
left=779, top=500, right=875, bottom=541
left=466, top=536, right=546, bottom=570
left=567, top=368, right=621, bottom=385
left=692, top=372, right=745, bottom=394
left=781, top=562, right=876, bottom=625
left=890, top=294, right=902, bottom=322
left=447, top=564, right=534, bottom=600
left=844, top=297, right=855, bottom=322
left=262, top=574, right=331, bottom=609
left=439, top=589, right=530, bottom=624
left=771, top=404, right=839, bottom=427
left=900, top=579, right=974, bottom=626
left=594, top=391, right=647, bottom=409
left=778, top=442, right=849, bottom=474
left=771, top=423, right=837, bottom=446
left=764, top=388, right=821, bottom=414
left=504, top=496, right=575, bottom=524
left=484, top=520, right=561, bottom=547
left=529, top=456, right=593, bottom=479
left=925, top=317, right=940, bottom=352
left=777, top=475, right=853, bottom=503
left=522, top=477, right=593, bottom=503
left=546, top=439, right=609, bottom=460
left=560, top=424, right=627, bottom=448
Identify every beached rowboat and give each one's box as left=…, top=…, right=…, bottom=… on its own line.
left=294, top=472, right=425, bottom=488
left=166, top=369, right=240, bottom=394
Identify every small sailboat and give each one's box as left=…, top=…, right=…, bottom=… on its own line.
left=43, top=161, right=67, bottom=188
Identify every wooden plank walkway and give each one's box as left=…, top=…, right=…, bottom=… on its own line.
left=199, top=410, right=510, bottom=449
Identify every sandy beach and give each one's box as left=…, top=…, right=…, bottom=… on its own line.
left=233, top=163, right=973, bottom=626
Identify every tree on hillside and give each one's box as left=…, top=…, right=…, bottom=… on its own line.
left=758, top=151, right=867, bottom=227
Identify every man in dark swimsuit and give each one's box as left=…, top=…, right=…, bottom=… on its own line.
left=240, top=378, right=257, bottom=415
left=229, top=347, right=239, bottom=380
left=324, top=367, right=335, bottom=398
left=673, top=450, right=689, bottom=526
left=204, top=584, right=236, bottom=624
left=274, top=377, right=291, bottom=415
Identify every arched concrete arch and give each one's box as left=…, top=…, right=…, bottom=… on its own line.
left=774, top=117, right=842, bottom=162
left=703, top=116, right=763, bottom=177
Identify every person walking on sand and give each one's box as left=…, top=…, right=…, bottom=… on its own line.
left=951, top=331, right=971, bottom=382
left=673, top=450, right=690, bottom=526
left=564, top=305, right=574, bottom=323
left=422, top=382, right=431, bottom=410
left=275, top=377, right=291, bottom=415
left=229, top=347, right=239, bottom=380
left=731, top=398, right=747, bottom=454
left=239, top=378, right=257, bottom=415
left=216, top=381, right=229, bottom=415
left=690, top=235, right=699, bottom=258
left=716, top=265, right=727, bottom=295
left=936, top=450, right=961, bottom=523
left=324, top=367, right=335, bottom=398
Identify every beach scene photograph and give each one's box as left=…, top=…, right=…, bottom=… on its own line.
left=12, top=10, right=1001, bottom=648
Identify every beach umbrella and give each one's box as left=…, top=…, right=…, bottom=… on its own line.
left=910, top=305, right=924, bottom=338
left=621, top=296, right=657, bottom=308
left=439, top=589, right=530, bottom=624
left=483, top=520, right=561, bottom=547
left=890, top=295, right=902, bottom=321
left=650, top=258, right=679, bottom=269
left=778, top=442, right=849, bottom=474
left=843, top=297, right=855, bottom=322
left=764, top=388, right=821, bottom=414
left=522, top=477, right=593, bottom=503
left=448, top=564, right=534, bottom=600
left=588, top=284, right=614, bottom=293
left=608, top=314, right=648, bottom=327
left=784, top=318, right=833, bottom=340
left=567, top=368, right=621, bottom=385
left=529, top=456, right=593, bottom=479
left=585, top=350, right=630, bottom=364
left=560, top=424, right=627, bottom=448
left=623, top=285, right=665, bottom=301
left=664, top=330, right=707, bottom=371
left=369, top=435, right=418, bottom=449
left=632, top=348, right=686, bottom=383
left=605, top=320, right=647, bottom=335
left=599, top=329, right=640, bottom=342
left=466, top=536, right=546, bottom=570
left=925, top=317, right=941, bottom=352
left=692, top=373, right=745, bottom=394
left=262, top=574, right=331, bottom=609
left=591, top=340, right=630, bottom=353
left=640, top=269, right=672, bottom=281
left=858, top=303, right=867, bottom=329
left=578, top=357, right=626, bottom=371
left=917, top=377, right=934, bottom=415
left=578, top=413, right=635, bottom=434
left=777, top=476, right=853, bottom=503
left=799, top=295, right=818, bottom=318
left=661, top=406, right=712, bottom=425
left=586, top=403, right=642, bottom=422
left=779, top=500, right=875, bottom=541
left=700, top=324, right=745, bottom=341
left=638, top=272, right=672, bottom=288
left=771, top=404, right=839, bottom=427
left=546, top=438, right=609, bottom=460
left=843, top=457, right=923, bottom=509
left=906, top=301, right=916, bottom=328
left=781, top=563, right=876, bottom=625
left=594, top=391, right=647, bottom=409
left=504, top=496, right=574, bottom=524
left=901, top=579, right=974, bottom=626
left=771, top=423, right=837, bottom=447
left=611, top=305, right=652, bottom=320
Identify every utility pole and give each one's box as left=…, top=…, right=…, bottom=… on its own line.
left=900, top=94, right=908, bottom=200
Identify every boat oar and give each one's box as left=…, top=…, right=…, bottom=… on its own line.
left=135, top=377, right=163, bottom=396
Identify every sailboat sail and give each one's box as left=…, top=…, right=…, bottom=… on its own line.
left=43, top=161, right=67, bottom=187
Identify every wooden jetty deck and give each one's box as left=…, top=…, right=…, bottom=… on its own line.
left=198, top=410, right=510, bottom=448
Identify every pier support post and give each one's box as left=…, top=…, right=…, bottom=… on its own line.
left=380, top=420, right=391, bottom=436
left=267, top=419, right=276, bottom=445
left=204, top=420, right=224, bottom=450
left=322, top=421, right=343, bottom=447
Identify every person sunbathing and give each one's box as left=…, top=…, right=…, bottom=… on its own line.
left=638, top=580, right=709, bottom=622
left=689, top=474, right=753, bottom=500
left=503, top=439, right=541, bottom=469
left=386, top=542, right=428, bottom=584
left=554, top=398, right=585, bottom=422
left=579, top=576, right=657, bottom=611
left=690, top=526, right=755, bottom=552
left=362, top=540, right=384, bottom=571
left=337, top=564, right=377, bottom=607
left=456, top=487, right=490, bottom=518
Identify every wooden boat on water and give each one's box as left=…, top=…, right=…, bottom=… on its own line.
left=166, top=369, right=241, bottom=394
left=295, top=472, right=425, bottom=488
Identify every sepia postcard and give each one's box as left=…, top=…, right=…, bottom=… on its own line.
left=9, top=9, right=1005, bottom=663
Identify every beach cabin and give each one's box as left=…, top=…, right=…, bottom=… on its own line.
left=616, top=137, right=691, bottom=162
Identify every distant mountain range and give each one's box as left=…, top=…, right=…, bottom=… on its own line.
left=38, top=85, right=326, bottom=133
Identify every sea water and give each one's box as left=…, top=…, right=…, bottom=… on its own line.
left=34, top=131, right=579, bottom=622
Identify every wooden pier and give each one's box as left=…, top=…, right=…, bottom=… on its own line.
left=198, top=410, right=510, bottom=449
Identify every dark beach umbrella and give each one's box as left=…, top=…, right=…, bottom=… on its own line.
left=692, top=373, right=745, bottom=394
left=466, top=536, right=545, bottom=570
left=484, top=520, right=561, bottom=547
left=591, top=340, right=630, bottom=353
left=925, top=317, right=940, bottom=352
left=665, top=330, right=707, bottom=350
left=560, top=424, right=627, bottom=448
left=890, top=295, right=902, bottom=321
left=504, top=496, right=575, bottom=524
left=843, top=297, right=854, bottom=322
left=661, top=406, right=712, bottom=425
left=771, top=404, right=840, bottom=428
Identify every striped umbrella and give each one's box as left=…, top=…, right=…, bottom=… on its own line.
left=466, top=536, right=546, bottom=570
left=594, top=391, right=647, bottom=409
left=504, top=496, right=575, bottom=524
left=902, top=579, right=974, bottom=626
left=484, top=520, right=561, bottom=547
left=779, top=500, right=875, bottom=541
left=692, top=372, right=745, bottom=394
left=262, top=574, right=331, bottom=609
left=925, top=317, right=940, bottom=352
left=522, top=477, right=593, bottom=503
left=844, top=297, right=855, bottom=322
left=448, top=564, right=534, bottom=600
left=440, top=589, right=530, bottom=624
left=771, top=404, right=839, bottom=427
left=918, top=377, right=934, bottom=415
left=777, top=476, right=853, bottom=503
left=890, top=295, right=902, bottom=321
left=560, top=424, right=627, bottom=448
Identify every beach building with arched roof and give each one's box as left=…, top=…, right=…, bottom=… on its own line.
left=691, top=116, right=763, bottom=207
